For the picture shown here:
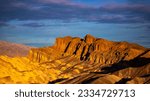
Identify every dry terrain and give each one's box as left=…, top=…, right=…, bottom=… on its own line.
left=0, top=34, right=150, bottom=84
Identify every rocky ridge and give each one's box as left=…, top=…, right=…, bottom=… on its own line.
left=0, top=34, right=150, bottom=84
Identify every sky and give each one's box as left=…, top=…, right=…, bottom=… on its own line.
left=0, top=0, right=150, bottom=47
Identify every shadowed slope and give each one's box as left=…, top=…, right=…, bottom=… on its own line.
left=0, top=34, right=149, bottom=84
left=0, top=41, right=34, bottom=57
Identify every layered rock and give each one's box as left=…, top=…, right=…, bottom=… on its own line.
left=0, top=34, right=150, bottom=84
left=35, top=34, right=146, bottom=66
left=0, top=56, right=50, bottom=83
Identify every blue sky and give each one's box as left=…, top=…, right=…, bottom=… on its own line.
left=0, top=0, right=150, bottom=47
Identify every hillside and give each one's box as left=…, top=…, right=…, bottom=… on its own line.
left=0, top=34, right=149, bottom=84
left=0, top=41, right=33, bottom=57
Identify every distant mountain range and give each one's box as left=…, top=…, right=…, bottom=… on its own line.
left=0, top=41, right=34, bottom=57
left=0, top=34, right=149, bottom=84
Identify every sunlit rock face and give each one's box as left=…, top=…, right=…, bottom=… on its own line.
left=0, top=34, right=150, bottom=84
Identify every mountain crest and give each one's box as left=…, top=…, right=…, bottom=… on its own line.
left=84, top=34, right=96, bottom=44
left=0, top=34, right=150, bottom=84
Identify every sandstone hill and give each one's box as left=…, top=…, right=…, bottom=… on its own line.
left=0, top=34, right=149, bottom=84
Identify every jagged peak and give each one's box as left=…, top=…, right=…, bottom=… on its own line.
left=0, top=35, right=150, bottom=84
left=84, top=34, right=96, bottom=44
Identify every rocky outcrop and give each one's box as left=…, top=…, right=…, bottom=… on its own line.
left=0, top=34, right=150, bottom=84
left=48, top=34, right=147, bottom=65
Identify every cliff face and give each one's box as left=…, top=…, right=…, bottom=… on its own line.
left=55, top=34, right=147, bottom=65
left=0, top=34, right=150, bottom=84
left=29, top=34, right=147, bottom=65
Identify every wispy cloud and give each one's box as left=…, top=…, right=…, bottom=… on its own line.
left=21, top=22, right=47, bottom=27
left=127, top=0, right=150, bottom=4
left=0, top=21, right=9, bottom=27
left=0, top=0, right=150, bottom=26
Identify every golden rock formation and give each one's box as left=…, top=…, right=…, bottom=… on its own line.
left=0, top=34, right=150, bottom=84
